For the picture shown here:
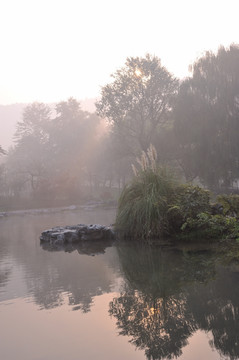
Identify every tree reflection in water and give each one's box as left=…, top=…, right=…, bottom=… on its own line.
left=109, top=242, right=239, bottom=360
left=32, top=240, right=115, bottom=312
left=0, top=235, right=12, bottom=295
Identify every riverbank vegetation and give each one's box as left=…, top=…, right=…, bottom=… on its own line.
left=1, top=44, right=239, bottom=212
left=115, top=146, right=239, bottom=241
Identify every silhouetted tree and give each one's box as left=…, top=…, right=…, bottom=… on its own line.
left=0, top=145, right=6, bottom=155
left=6, top=102, right=52, bottom=197
left=4, top=98, right=104, bottom=204
left=173, top=44, right=239, bottom=189
left=14, top=102, right=51, bottom=144
left=96, top=54, right=178, bottom=165
left=47, top=98, right=101, bottom=199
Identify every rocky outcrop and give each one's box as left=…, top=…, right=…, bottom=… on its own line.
left=40, top=224, right=115, bottom=245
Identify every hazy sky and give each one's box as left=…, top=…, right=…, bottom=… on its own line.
left=1, top=0, right=239, bottom=105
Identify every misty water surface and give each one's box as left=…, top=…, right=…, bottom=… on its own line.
left=0, top=208, right=239, bottom=360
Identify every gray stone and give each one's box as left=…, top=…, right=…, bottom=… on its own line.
left=40, top=224, right=115, bottom=245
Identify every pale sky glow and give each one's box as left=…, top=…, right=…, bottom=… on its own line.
left=1, top=0, right=239, bottom=104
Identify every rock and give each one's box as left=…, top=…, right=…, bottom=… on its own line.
left=40, top=224, right=115, bottom=245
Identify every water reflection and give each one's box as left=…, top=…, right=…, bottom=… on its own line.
left=110, top=243, right=239, bottom=359
left=0, top=264, right=11, bottom=289
left=0, top=233, right=13, bottom=296
left=27, top=245, right=118, bottom=312
left=0, top=211, right=119, bottom=313
left=1, top=211, right=239, bottom=359
left=41, top=238, right=113, bottom=256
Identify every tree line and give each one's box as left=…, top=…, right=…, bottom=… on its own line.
left=1, top=44, right=239, bottom=209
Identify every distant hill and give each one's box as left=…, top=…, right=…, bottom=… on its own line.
left=0, top=98, right=97, bottom=151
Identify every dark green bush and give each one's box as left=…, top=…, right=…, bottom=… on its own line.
left=216, top=194, right=239, bottom=217
left=176, top=185, right=211, bottom=219
left=180, top=212, right=239, bottom=240
left=167, top=185, right=211, bottom=234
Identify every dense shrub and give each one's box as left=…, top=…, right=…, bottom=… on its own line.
left=167, top=185, right=211, bottom=234
left=216, top=194, right=239, bottom=217
left=176, top=185, right=211, bottom=218
left=180, top=212, right=239, bottom=240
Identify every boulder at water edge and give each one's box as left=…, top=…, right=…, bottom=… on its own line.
left=40, top=224, right=115, bottom=245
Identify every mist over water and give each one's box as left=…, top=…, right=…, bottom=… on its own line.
left=1, top=41, right=239, bottom=360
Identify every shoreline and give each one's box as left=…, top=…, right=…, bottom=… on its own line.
left=0, top=201, right=117, bottom=217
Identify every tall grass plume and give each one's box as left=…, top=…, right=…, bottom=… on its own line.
left=116, top=145, right=177, bottom=240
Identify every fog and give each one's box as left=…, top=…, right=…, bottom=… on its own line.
left=1, top=0, right=238, bottom=106
left=0, top=99, right=96, bottom=150
left=1, top=46, right=239, bottom=211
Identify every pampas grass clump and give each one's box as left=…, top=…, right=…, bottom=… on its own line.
left=116, top=147, right=177, bottom=240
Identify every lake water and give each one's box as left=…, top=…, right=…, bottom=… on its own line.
left=0, top=207, right=239, bottom=360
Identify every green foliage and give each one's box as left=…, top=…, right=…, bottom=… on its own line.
left=181, top=212, right=239, bottom=240
left=166, top=185, right=211, bottom=234
left=216, top=194, right=239, bottom=217
left=166, top=185, right=239, bottom=241
left=176, top=184, right=211, bottom=218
